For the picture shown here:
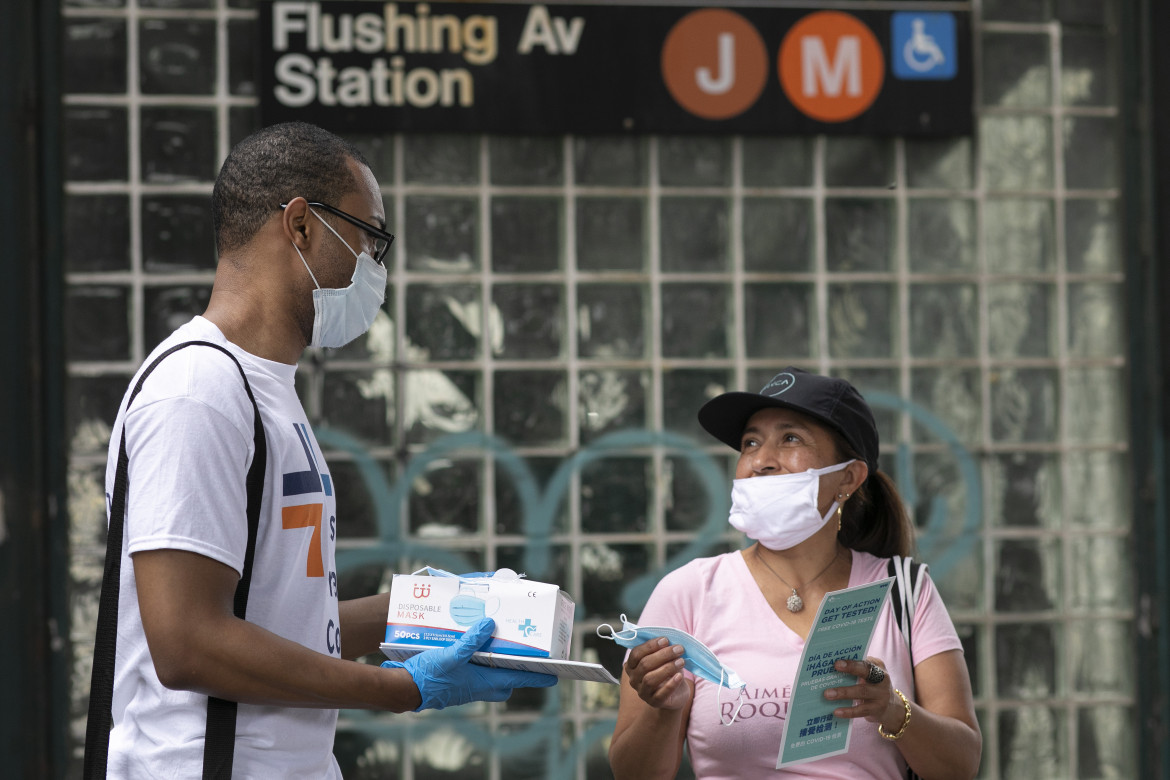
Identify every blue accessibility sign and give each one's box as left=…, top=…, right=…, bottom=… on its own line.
left=891, top=12, right=957, bottom=80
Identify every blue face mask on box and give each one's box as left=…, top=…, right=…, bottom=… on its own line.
left=597, top=614, right=748, bottom=725
left=413, top=566, right=506, bottom=627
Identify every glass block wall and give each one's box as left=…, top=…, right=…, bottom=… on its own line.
left=60, top=1, right=1131, bottom=778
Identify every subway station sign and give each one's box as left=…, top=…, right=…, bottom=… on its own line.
left=258, top=2, right=972, bottom=136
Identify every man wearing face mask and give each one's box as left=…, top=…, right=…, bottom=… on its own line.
left=85, top=122, right=555, bottom=779
left=608, top=368, right=981, bottom=780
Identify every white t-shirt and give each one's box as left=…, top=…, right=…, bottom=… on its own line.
left=104, top=316, right=343, bottom=779
left=637, top=549, right=963, bottom=779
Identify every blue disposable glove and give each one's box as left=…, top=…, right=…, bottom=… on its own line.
left=382, top=617, right=558, bottom=711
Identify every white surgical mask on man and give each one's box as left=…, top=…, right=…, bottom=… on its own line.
left=728, top=460, right=854, bottom=550
left=292, top=208, right=387, bottom=349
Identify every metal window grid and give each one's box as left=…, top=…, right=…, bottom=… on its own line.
left=60, top=1, right=1131, bottom=777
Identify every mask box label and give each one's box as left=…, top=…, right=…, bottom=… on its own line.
left=385, top=570, right=575, bottom=659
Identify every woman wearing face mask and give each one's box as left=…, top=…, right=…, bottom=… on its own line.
left=608, top=368, right=981, bottom=780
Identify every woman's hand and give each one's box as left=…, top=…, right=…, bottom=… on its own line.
left=823, top=656, right=904, bottom=732
left=624, top=637, right=694, bottom=711
left=611, top=637, right=695, bottom=779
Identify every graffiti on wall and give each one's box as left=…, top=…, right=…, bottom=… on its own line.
left=322, top=389, right=981, bottom=777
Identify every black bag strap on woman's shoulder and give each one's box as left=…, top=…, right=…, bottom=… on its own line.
left=83, top=341, right=268, bottom=780
left=887, top=554, right=927, bottom=780
left=887, top=554, right=926, bottom=652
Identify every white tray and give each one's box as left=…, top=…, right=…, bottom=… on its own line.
left=380, top=642, right=620, bottom=685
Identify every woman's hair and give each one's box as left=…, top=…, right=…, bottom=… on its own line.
left=831, top=432, right=915, bottom=558
left=211, top=121, right=372, bottom=256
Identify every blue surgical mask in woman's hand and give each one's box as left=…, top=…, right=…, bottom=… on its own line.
left=597, top=614, right=748, bottom=725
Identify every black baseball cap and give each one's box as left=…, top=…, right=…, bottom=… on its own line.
left=697, top=367, right=879, bottom=474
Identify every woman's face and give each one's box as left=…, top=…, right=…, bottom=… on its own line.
left=735, top=406, right=844, bottom=480
left=736, top=407, right=855, bottom=517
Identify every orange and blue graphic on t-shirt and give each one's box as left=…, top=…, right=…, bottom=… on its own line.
left=281, top=422, right=332, bottom=578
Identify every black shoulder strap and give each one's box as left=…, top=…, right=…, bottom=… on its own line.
left=887, top=555, right=927, bottom=780
left=83, top=340, right=268, bottom=780
left=887, top=555, right=926, bottom=653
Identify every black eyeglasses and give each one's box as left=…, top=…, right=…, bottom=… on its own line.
left=280, top=201, right=395, bottom=265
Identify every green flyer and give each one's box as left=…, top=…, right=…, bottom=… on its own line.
left=776, top=577, right=894, bottom=769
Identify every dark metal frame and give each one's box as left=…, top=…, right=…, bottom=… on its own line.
left=0, top=0, right=68, bottom=777
left=1127, top=1, right=1170, bottom=778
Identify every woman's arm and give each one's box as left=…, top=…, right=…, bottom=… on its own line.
left=827, top=650, right=982, bottom=780
left=608, top=638, right=695, bottom=780
left=894, top=650, right=982, bottom=779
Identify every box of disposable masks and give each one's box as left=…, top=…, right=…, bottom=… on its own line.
left=384, top=567, right=575, bottom=659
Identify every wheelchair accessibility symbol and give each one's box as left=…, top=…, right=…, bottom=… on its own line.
left=892, top=12, right=957, bottom=80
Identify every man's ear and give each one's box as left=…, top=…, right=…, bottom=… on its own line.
left=281, top=197, right=312, bottom=249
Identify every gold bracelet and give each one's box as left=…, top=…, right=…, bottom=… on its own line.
left=878, top=688, right=912, bottom=741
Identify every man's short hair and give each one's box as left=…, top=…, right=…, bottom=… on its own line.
left=212, top=122, right=374, bottom=256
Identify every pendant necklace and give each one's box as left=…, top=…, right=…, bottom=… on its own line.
left=754, top=545, right=841, bottom=613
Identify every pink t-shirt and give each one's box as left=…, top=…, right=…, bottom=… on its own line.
left=636, top=550, right=962, bottom=779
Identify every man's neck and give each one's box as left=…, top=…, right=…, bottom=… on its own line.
left=203, top=276, right=306, bottom=365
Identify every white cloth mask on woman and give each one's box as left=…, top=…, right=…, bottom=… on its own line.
left=597, top=614, right=748, bottom=725
left=292, top=208, right=387, bottom=349
left=728, top=460, right=854, bottom=550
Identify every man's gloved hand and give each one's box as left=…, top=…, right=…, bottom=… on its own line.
left=382, top=618, right=558, bottom=711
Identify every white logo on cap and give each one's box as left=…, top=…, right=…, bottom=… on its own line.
left=763, top=372, right=796, bottom=397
